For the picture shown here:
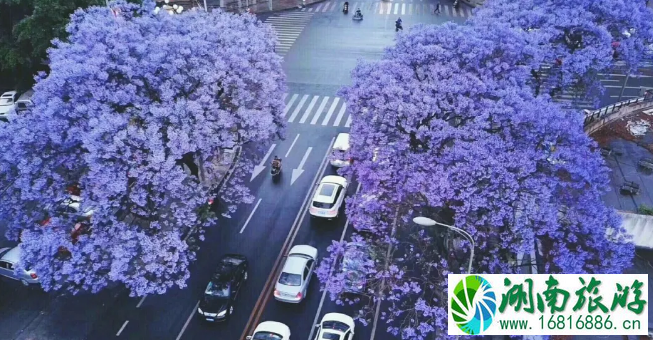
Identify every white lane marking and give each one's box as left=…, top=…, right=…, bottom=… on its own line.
left=408, top=3, right=412, bottom=14
left=311, top=97, right=330, bottom=125
left=240, top=199, right=263, bottom=234
left=344, top=115, right=352, bottom=128
left=288, top=94, right=309, bottom=122
left=374, top=2, right=379, bottom=13
left=604, top=85, right=641, bottom=89
left=315, top=3, right=323, bottom=11
left=306, top=182, right=362, bottom=340
left=299, top=95, right=320, bottom=123
left=291, top=147, right=313, bottom=185
left=136, top=296, right=147, bottom=308
left=379, top=2, right=384, bottom=14
left=401, top=3, right=405, bottom=14
left=322, top=98, right=340, bottom=126
left=393, top=3, right=399, bottom=14
left=116, top=320, right=129, bottom=336
left=251, top=144, right=277, bottom=182
left=452, top=7, right=458, bottom=16
left=333, top=102, right=347, bottom=126
left=444, top=5, right=449, bottom=15
left=282, top=93, right=288, bottom=102
left=283, top=94, right=299, bottom=117
left=286, top=134, right=300, bottom=158
left=175, top=300, right=200, bottom=340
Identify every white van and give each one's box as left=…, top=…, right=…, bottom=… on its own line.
left=330, top=133, right=351, bottom=167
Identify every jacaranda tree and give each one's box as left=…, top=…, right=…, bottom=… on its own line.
left=471, top=0, right=653, bottom=105
left=0, top=1, right=285, bottom=295
left=317, top=23, right=634, bottom=339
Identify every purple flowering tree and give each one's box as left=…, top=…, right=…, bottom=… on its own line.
left=317, top=23, right=634, bottom=339
left=0, top=1, right=285, bottom=295
left=471, top=0, right=653, bottom=105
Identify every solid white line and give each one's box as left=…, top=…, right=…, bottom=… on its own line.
left=344, top=115, right=352, bottom=128
left=298, top=95, right=319, bottom=123
left=240, top=198, right=263, bottom=234
left=175, top=300, right=200, bottom=340
left=283, top=94, right=299, bottom=117
left=609, top=95, right=639, bottom=98
left=285, top=134, right=300, bottom=158
left=311, top=97, right=330, bottom=125
left=322, top=98, right=340, bottom=126
left=288, top=95, right=309, bottom=122
left=297, top=147, right=313, bottom=171
left=333, top=103, right=347, bottom=126
left=306, top=183, right=361, bottom=340
left=136, top=296, right=147, bottom=308
left=116, top=320, right=129, bottom=336
left=604, top=85, right=641, bottom=89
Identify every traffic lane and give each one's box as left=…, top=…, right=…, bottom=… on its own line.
left=0, top=280, right=55, bottom=339
left=180, top=130, right=336, bottom=340
left=258, top=167, right=360, bottom=340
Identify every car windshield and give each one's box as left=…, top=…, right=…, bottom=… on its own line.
left=205, top=281, right=230, bottom=298
left=322, top=321, right=349, bottom=332
left=278, top=272, right=301, bottom=286
left=252, top=332, right=283, bottom=340
left=321, top=331, right=342, bottom=340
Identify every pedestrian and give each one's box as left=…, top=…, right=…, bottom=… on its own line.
left=434, top=1, right=441, bottom=15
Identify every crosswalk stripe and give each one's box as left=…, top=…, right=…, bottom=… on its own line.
left=401, top=3, right=406, bottom=14
left=408, top=3, right=413, bottom=14
left=394, top=3, right=399, bottom=14
left=298, top=95, right=320, bottom=123
left=282, top=93, right=288, bottom=102
left=444, top=5, right=449, bottom=15
left=311, top=97, right=330, bottom=124
left=315, top=3, right=324, bottom=11
left=322, top=98, right=340, bottom=126
left=288, top=95, right=309, bottom=122
left=333, top=103, right=348, bottom=126
left=283, top=94, right=299, bottom=117
left=374, top=2, right=379, bottom=12
left=344, top=115, right=352, bottom=128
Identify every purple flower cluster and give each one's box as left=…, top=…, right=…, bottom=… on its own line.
left=0, top=2, right=285, bottom=296
left=316, top=1, right=650, bottom=338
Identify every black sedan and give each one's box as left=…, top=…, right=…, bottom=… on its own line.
left=197, top=254, right=248, bottom=322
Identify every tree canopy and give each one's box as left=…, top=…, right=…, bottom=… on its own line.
left=0, top=1, right=286, bottom=296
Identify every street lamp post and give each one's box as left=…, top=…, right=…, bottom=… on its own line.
left=413, top=216, right=475, bottom=274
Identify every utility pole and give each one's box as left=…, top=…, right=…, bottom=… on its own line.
left=618, top=73, right=631, bottom=102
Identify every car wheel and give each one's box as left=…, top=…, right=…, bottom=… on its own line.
left=20, top=279, right=29, bottom=287
left=244, top=271, right=248, bottom=281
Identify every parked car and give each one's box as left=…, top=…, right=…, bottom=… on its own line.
left=274, top=245, right=317, bottom=303
left=0, top=91, right=18, bottom=122
left=197, top=254, right=248, bottom=322
left=0, top=246, right=38, bottom=286
left=313, top=313, right=356, bottom=340
left=246, top=321, right=291, bottom=340
left=15, top=90, right=34, bottom=113
left=309, top=176, right=348, bottom=219
left=339, top=242, right=375, bottom=295
left=330, top=133, right=351, bottom=168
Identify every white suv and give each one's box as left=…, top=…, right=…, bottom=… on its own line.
left=309, top=176, right=348, bottom=219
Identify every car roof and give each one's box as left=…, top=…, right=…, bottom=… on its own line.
left=0, top=246, right=21, bottom=263
left=282, top=255, right=308, bottom=274
left=16, top=90, right=33, bottom=101
left=213, top=254, right=246, bottom=281
left=322, top=313, right=355, bottom=329
left=333, top=133, right=350, bottom=151
left=289, top=245, right=318, bottom=259
left=254, top=321, right=291, bottom=337
left=314, top=183, right=339, bottom=203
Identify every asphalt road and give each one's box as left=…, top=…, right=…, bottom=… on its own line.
left=0, top=1, right=652, bottom=340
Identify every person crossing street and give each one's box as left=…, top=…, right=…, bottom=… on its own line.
left=434, top=1, right=441, bottom=15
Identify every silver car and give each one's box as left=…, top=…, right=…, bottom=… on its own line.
left=0, top=246, right=39, bottom=286
left=274, top=245, right=318, bottom=303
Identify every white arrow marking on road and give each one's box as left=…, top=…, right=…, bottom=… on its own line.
left=291, top=147, right=313, bottom=185
left=251, top=144, right=277, bottom=182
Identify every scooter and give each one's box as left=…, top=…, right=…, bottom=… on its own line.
left=343, top=1, right=349, bottom=14
left=271, top=165, right=281, bottom=177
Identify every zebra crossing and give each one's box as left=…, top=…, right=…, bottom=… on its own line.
left=301, top=1, right=474, bottom=17
left=283, top=94, right=353, bottom=128
left=264, top=12, right=315, bottom=56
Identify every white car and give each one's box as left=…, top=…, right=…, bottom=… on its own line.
left=313, top=313, right=356, bottom=340
left=246, top=321, right=291, bottom=340
left=0, top=91, right=17, bottom=122
left=274, top=245, right=318, bottom=303
left=309, top=176, right=348, bottom=219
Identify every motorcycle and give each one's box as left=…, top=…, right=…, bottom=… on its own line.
left=395, top=22, right=403, bottom=32
left=271, top=161, right=281, bottom=177
left=353, top=11, right=363, bottom=20
left=343, top=1, right=349, bottom=14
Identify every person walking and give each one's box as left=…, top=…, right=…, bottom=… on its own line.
left=434, top=1, right=441, bottom=15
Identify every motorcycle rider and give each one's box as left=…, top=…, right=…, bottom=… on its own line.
left=395, top=18, right=403, bottom=31
left=355, top=8, right=362, bottom=17
left=272, top=155, right=282, bottom=170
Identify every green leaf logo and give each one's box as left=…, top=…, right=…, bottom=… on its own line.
left=450, top=275, right=497, bottom=335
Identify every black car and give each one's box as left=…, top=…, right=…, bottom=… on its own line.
left=197, top=254, right=248, bottom=322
